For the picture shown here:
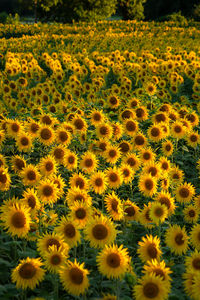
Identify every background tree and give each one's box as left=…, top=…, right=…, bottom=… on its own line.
left=118, top=0, right=147, bottom=20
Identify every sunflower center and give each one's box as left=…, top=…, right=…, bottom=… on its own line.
left=28, top=196, right=36, bottom=209
left=126, top=121, right=136, bottom=132
left=68, top=155, right=75, bottom=164
left=192, top=258, right=200, bottom=270
left=165, top=144, right=172, bottom=152
left=159, top=197, right=170, bottom=209
left=148, top=167, right=157, bottom=177
left=190, top=134, right=198, bottom=142
left=11, top=123, right=20, bottom=132
left=92, top=224, right=108, bottom=240
left=125, top=206, right=135, bottom=217
left=123, top=169, right=130, bottom=177
left=84, top=158, right=93, bottom=168
left=175, top=233, right=184, bottom=245
left=145, top=179, right=154, bottom=190
left=74, top=119, right=84, bottom=130
left=143, top=282, right=159, bottom=298
left=162, top=162, right=169, bottom=170
left=155, top=208, right=164, bottom=217
left=109, top=173, right=118, bottom=182
left=151, top=128, right=160, bottom=137
left=11, top=211, right=26, bottom=228
left=50, top=254, right=61, bottom=265
left=174, top=125, right=181, bottom=133
left=127, top=157, right=136, bottom=167
left=93, top=113, right=101, bottom=121
left=69, top=267, right=84, bottom=285
left=95, top=178, right=103, bottom=187
left=64, top=224, right=76, bottom=238
left=188, top=209, right=195, bottom=217
left=179, top=187, right=189, bottom=198
left=154, top=269, right=165, bottom=280
left=109, top=150, right=117, bottom=158
left=46, top=238, right=60, bottom=250
left=19, top=263, right=37, bottom=279
left=121, top=110, right=132, bottom=119
left=109, top=96, right=117, bottom=105
left=106, top=253, right=120, bottom=268
left=99, top=142, right=107, bottom=152
left=45, top=162, right=53, bottom=172
left=136, top=108, right=145, bottom=118
left=119, top=142, right=129, bottom=153
left=74, top=194, right=85, bottom=202
left=27, top=170, right=36, bottom=181
left=147, top=244, right=158, bottom=258
left=15, top=158, right=25, bottom=170
left=54, top=148, right=64, bottom=159
left=75, top=178, right=84, bottom=189
left=75, top=208, right=86, bottom=219
left=111, top=199, right=118, bottom=212
left=43, top=185, right=53, bottom=197
left=100, top=126, right=108, bottom=135
left=135, top=135, right=145, bottom=145
left=155, top=113, right=166, bottom=122
left=145, top=210, right=152, bottom=222
left=0, top=172, right=7, bottom=183
left=40, top=128, right=52, bottom=140
left=143, top=152, right=150, bottom=160
left=21, top=137, right=29, bottom=146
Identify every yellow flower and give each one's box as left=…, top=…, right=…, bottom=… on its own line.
left=165, top=225, right=189, bottom=255
left=138, top=235, right=162, bottom=263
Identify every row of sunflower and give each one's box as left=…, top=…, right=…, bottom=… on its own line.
left=0, top=20, right=200, bottom=300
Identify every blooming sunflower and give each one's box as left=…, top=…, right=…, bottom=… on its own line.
left=112, top=122, right=124, bottom=141
left=0, top=167, right=11, bottom=191
left=143, top=259, right=172, bottom=286
left=66, top=187, right=92, bottom=207
left=175, top=182, right=195, bottom=204
left=123, top=199, right=140, bottom=221
left=72, top=115, right=87, bottom=133
left=7, top=119, right=24, bottom=138
left=84, top=215, right=117, bottom=248
left=169, top=166, right=184, bottom=185
left=96, top=244, right=130, bottom=279
left=51, top=145, right=67, bottom=164
left=190, top=224, right=200, bottom=250
left=104, top=192, right=124, bottom=221
left=119, top=163, right=134, bottom=184
left=186, top=131, right=200, bottom=148
left=96, top=122, right=113, bottom=140
left=139, top=204, right=154, bottom=229
left=142, top=162, right=161, bottom=179
left=135, top=106, right=149, bottom=121
left=138, top=174, right=157, bottom=198
left=59, top=259, right=89, bottom=296
left=70, top=172, right=89, bottom=191
left=55, top=126, right=71, bottom=146
left=0, top=202, right=31, bottom=238
left=89, top=171, right=108, bottom=194
left=147, top=124, right=164, bottom=142
left=106, top=167, right=123, bottom=189
left=170, top=121, right=186, bottom=139
left=132, top=132, right=147, bottom=150
left=43, top=245, right=68, bottom=274
left=11, top=257, right=45, bottom=290
left=51, top=174, right=65, bottom=197
left=89, top=109, right=105, bottom=126
left=137, top=235, right=162, bottom=263
left=158, top=157, right=171, bottom=175
left=38, top=125, right=55, bottom=146
left=21, top=188, right=41, bottom=217
left=11, top=155, right=26, bottom=174
left=104, top=145, right=121, bottom=165
left=118, top=140, right=132, bottom=155
left=123, top=152, right=141, bottom=171
left=25, top=120, right=40, bottom=138
left=165, top=225, right=189, bottom=255
left=21, top=164, right=41, bottom=186
left=149, top=203, right=168, bottom=225
left=39, top=155, right=58, bottom=177
left=37, top=179, right=59, bottom=205
left=183, top=204, right=199, bottom=223
left=69, top=201, right=92, bottom=229
left=16, top=132, right=32, bottom=152
left=55, top=216, right=81, bottom=248
left=79, top=151, right=98, bottom=174
left=64, top=150, right=78, bottom=170
left=185, top=250, right=200, bottom=274
left=140, top=148, right=156, bottom=165
left=145, top=82, right=157, bottom=96
left=154, top=191, right=176, bottom=216
left=133, top=273, right=169, bottom=300
left=124, top=119, right=138, bottom=137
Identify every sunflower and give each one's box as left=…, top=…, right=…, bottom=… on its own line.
left=145, top=82, right=157, bottom=96
left=183, top=204, right=199, bottom=223
left=55, top=216, right=81, bottom=248
left=169, top=166, right=184, bottom=185
left=133, top=273, right=169, bottom=300
left=147, top=124, right=164, bottom=142
left=154, top=191, right=176, bottom=216
left=138, top=235, right=162, bottom=263
left=186, top=131, right=200, bottom=148
left=51, top=145, right=67, bottom=164
left=11, top=155, right=26, bottom=174
left=106, top=167, right=123, bottom=189
left=139, top=203, right=154, bottom=229
left=64, top=150, right=78, bottom=170
left=43, top=245, right=68, bottom=274
left=120, top=163, right=134, bottom=184
left=118, top=140, right=132, bottom=155
left=185, top=112, right=199, bottom=127
left=135, top=106, right=148, bottom=121
left=39, top=155, right=58, bottom=177
left=0, top=202, right=31, bottom=238
left=138, top=174, right=157, bottom=198
left=149, top=202, right=168, bottom=225
left=152, top=112, right=169, bottom=124
left=11, top=257, right=45, bottom=290
left=66, top=187, right=92, bottom=207
left=123, top=199, right=140, bottom=221
left=190, top=273, right=200, bottom=300
left=21, top=188, right=41, bottom=217
left=55, top=126, right=71, bottom=146
left=38, top=125, right=55, bottom=146
left=72, top=115, right=87, bottom=133
left=185, top=250, right=200, bottom=274
left=51, top=174, right=65, bottom=197
left=70, top=172, right=88, bottom=191
left=102, top=294, right=117, bottom=300
left=107, top=94, right=120, bottom=109
left=120, top=108, right=135, bottom=121
left=194, top=195, right=200, bottom=212
left=190, top=224, right=200, bottom=250
left=142, top=162, right=161, bottom=179
left=112, top=122, right=124, bottom=141
left=7, top=119, right=24, bottom=138
left=158, top=157, right=171, bottom=175
left=90, top=171, right=108, bottom=194
left=104, top=145, right=121, bottom=165
left=123, top=152, right=141, bottom=171
left=96, top=122, right=113, bottom=140
left=133, top=132, right=147, bottom=149
left=37, top=232, right=69, bottom=258
left=175, top=182, right=195, bottom=204
left=104, top=192, right=124, bottom=221
left=59, top=259, right=89, bottom=296
left=16, top=132, right=32, bottom=152
left=165, top=225, right=189, bottom=255
left=140, top=148, right=156, bottom=165
left=0, top=167, right=11, bottom=191
left=84, top=215, right=117, bottom=248
left=79, top=151, right=98, bottom=174
left=143, top=259, right=172, bottom=285
left=37, top=179, right=59, bottom=205
left=183, top=272, right=196, bottom=299
left=0, top=154, right=6, bottom=168
left=90, top=109, right=105, bottom=126
left=170, top=121, right=186, bottom=139
left=40, top=114, right=55, bottom=127
left=26, top=120, right=40, bottom=138
left=128, top=97, right=140, bottom=109
left=124, top=119, right=138, bottom=137
left=96, top=244, right=130, bottom=279
left=0, top=129, right=5, bottom=145
left=69, top=201, right=92, bottom=229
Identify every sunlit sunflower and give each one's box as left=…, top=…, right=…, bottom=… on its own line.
left=50, top=174, right=65, bottom=197
left=96, top=244, right=130, bottom=279
left=26, top=120, right=40, bottom=138
left=107, top=94, right=120, bottom=109
left=89, top=109, right=105, bottom=126
left=175, top=182, right=195, bottom=204
left=154, top=191, right=176, bottom=216
left=7, top=119, right=24, bottom=138
left=143, top=259, right=172, bottom=286
left=138, top=174, right=157, bottom=198
left=40, top=114, right=55, bottom=127
left=165, top=225, right=189, bottom=255
left=185, top=250, right=200, bottom=274
left=84, top=215, right=117, bottom=248
left=90, top=171, right=108, bottom=194
left=123, top=152, right=141, bottom=171
left=37, top=179, right=59, bottom=205
left=132, top=132, right=147, bottom=149
left=64, top=150, right=78, bottom=170
left=55, top=216, right=81, bottom=248
left=169, top=166, right=184, bottom=185
left=20, top=164, right=41, bottom=186
left=104, top=192, right=124, bottom=221
left=145, top=82, right=157, bottom=96
left=66, top=187, right=92, bottom=207
left=55, top=126, right=71, bottom=146
left=21, top=188, right=41, bottom=217
left=118, top=140, right=132, bottom=155
left=142, top=162, right=161, bottom=179
left=43, top=245, right=68, bottom=274
left=183, top=204, right=199, bottom=223
left=140, top=148, right=156, bottom=165
left=134, top=273, right=169, bottom=300
left=186, top=131, right=200, bottom=148
left=112, top=122, right=124, bottom=141
left=69, top=172, right=88, bottom=191
left=149, top=202, right=168, bottom=225
left=170, top=121, right=186, bottom=139
left=152, top=112, right=169, bottom=125
left=124, top=119, right=138, bottom=137
left=104, top=145, right=121, bottom=165
left=59, top=259, right=89, bottom=296
left=51, top=145, right=67, bottom=164
left=38, top=125, right=55, bottom=146
left=79, top=151, right=98, bottom=174
left=69, top=201, right=92, bottom=229
left=183, top=272, right=196, bottom=299
left=16, top=132, right=32, bottom=152
left=106, top=167, right=123, bottom=189
left=120, top=108, right=135, bottom=121
left=135, top=106, right=149, bottom=121
left=37, top=232, right=69, bottom=258
left=158, top=157, right=171, bottom=175
left=190, top=224, right=200, bottom=250
left=119, top=163, right=134, bottom=184
left=123, top=199, right=140, bottom=221
left=96, top=122, right=113, bottom=140
left=39, top=155, right=58, bottom=177
left=11, top=257, right=45, bottom=290
left=0, top=202, right=31, bottom=238
left=0, top=167, right=11, bottom=191
left=147, top=124, right=164, bottom=142
left=11, top=155, right=26, bottom=174
left=72, top=115, right=87, bottom=133
left=139, top=203, right=154, bottom=229
left=138, top=235, right=162, bottom=263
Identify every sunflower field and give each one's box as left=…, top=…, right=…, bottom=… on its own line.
left=0, top=19, right=200, bottom=300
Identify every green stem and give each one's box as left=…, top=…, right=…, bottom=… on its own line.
left=116, top=278, right=121, bottom=300
left=21, top=289, right=27, bottom=300
left=53, top=274, right=59, bottom=300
